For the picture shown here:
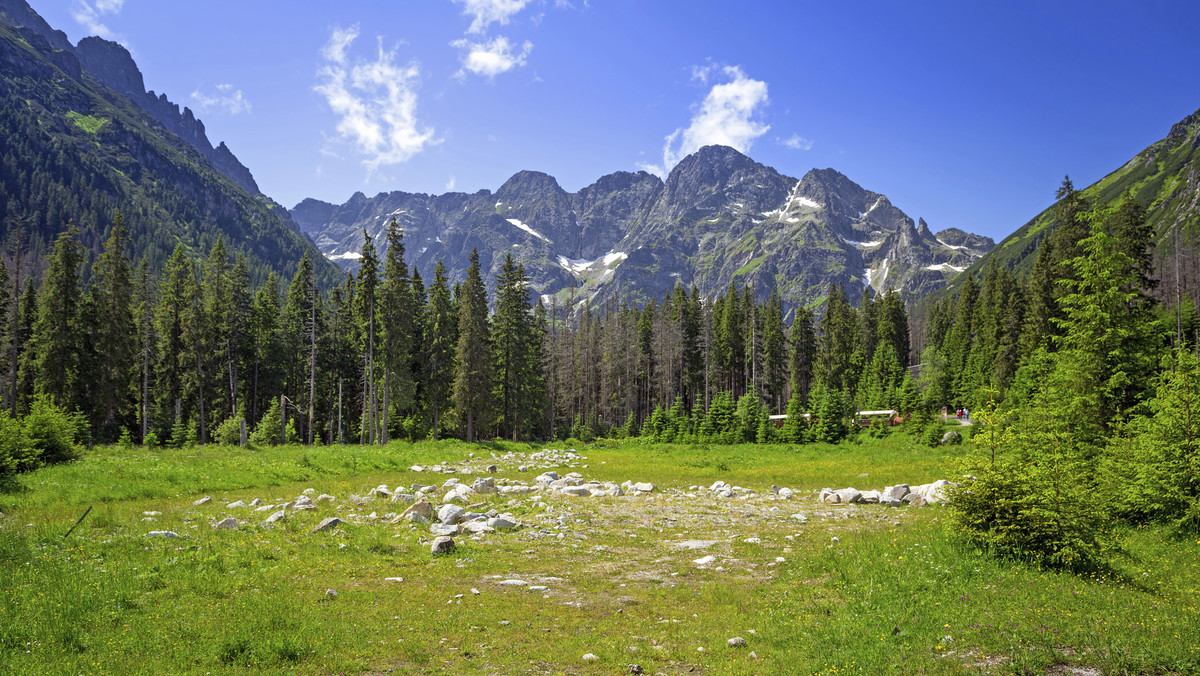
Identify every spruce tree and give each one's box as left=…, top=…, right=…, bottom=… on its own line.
left=453, top=248, right=493, bottom=442
left=89, top=212, right=136, bottom=438
left=31, top=226, right=85, bottom=410
left=425, top=261, right=456, bottom=439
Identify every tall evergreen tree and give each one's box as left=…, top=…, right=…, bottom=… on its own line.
left=89, top=212, right=136, bottom=438
left=453, top=248, right=493, bottom=441
left=380, top=218, right=415, bottom=440
left=31, top=226, right=85, bottom=410
left=425, top=261, right=456, bottom=439
left=355, top=232, right=382, bottom=444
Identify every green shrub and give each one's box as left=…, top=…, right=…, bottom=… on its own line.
left=0, top=414, right=34, bottom=476
left=214, top=416, right=245, bottom=446
left=250, top=400, right=283, bottom=446
left=23, top=396, right=83, bottom=467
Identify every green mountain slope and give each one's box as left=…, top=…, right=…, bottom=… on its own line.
left=945, top=107, right=1200, bottom=296
left=0, top=13, right=338, bottom=286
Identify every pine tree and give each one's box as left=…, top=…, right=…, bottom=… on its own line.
left=453, top=248, right=493, bottom=442
left=355, top=232, right=382, bottom=444
left=788, top=305, right=816, bottom=406
left=762, top=291, right=787, bottom=413
left=31, top=226, right=85, bottom=410
left=154, top=245, right=192, bottom=437
left=89, top=211, right=136, bottom=438
left=425, top=261, right=456, bottom=439
left=493, top=253, right=538, bottom=440
left=380, top=218, right=415, bottom=440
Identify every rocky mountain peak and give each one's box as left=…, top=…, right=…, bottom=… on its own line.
left=75, top=36, right=144, bottom=98
left=0, top=0, right=72, bottom=52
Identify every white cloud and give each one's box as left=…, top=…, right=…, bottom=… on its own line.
left=445, top=175, right=457, bottom=191
left=315, top=25, right=438, bottom=169
left=643, top=65, right=770, bottom=178
left=780, top=134, right=813, bottom=151
left=190, top=84, right=252, bottom=115
left=453, top=0, right=532, bottom=34
left=451, top=36, right=533, bottom=78
left=70, top=0, right=123, bottom=42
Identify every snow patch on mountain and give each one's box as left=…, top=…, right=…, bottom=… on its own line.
left=506, top=218, right=552, bottom=243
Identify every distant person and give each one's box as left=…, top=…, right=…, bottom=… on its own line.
left=956, top=408, right=962, bottom=420
left=964, top=408, right=970, bottom=420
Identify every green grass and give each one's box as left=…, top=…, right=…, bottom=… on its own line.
left=66, top=110, right=108, bottom=135
left=1, top=435, right=1197, bottom=674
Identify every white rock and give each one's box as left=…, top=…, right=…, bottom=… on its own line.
left=438, top=504, right=465, bottom=525
left=582, top=653, right=599, bottom=662
left=142, top=511, right=161, bottom=516
left=498, top=579, right=529, bottom=586
left=226, top=501, right=246, bottom=509
left=693, top=555, right=716, bottom=566
left=778, top=487, right=794, bottom=500
left=147, top=531, right=180, bottom=538
left=430, top=536, right=455, bottom=554
left=265, top=510, right=286, bottom=524
left=633, top=482, right=655, bottom=493
left=835, top=488, right=863, bottom=504
left=316, top=494, right=336, bottom=502
left=727, top=637, right=747, bottom=648
left=192, top=496, right=212, bottom=506
left=214, top=518, right=238, bottom=530
left=488, top=517, right=518, bottom=531
left=302, top=488, right=316, bottom=496
left=882, top=484, right=910, bottom=502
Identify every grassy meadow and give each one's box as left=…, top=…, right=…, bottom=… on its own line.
left=1, top=435, right=1197, bottom=675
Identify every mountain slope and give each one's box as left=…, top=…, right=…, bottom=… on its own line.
left=944, top=106, right=1200, bottom=297
left=298, top=145, right=991, bottom=314
left=0, top=0, right=338, bottom=285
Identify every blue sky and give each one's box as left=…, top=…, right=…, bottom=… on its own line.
left=27, top=0, right=1200, bottom=241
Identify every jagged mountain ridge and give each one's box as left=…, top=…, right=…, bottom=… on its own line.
left=296, top=145, right=992, bottom=314
left=0, top=0, right=338, bottom=285
left=0, top=0, right=260, bottom=195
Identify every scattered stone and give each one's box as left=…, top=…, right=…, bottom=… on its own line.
left=743, top=537, right=761, bottom=544
left=438, top=504, right=465, bottom=525
left=265, top=510, right=286, bottom=524
left=693, top=555, right=716, bottom=566
left=311, top=517, right=344, bottom=534
left=628, top=665, right=644, bottom=674
left=385, top=577, right=404, bottom=583
left=582, top=653, right=599, bottom=662
left=325, top=589, right=338, bottom=598
left=294, top=504, right=317, bottom=512
left=142, top=511, right=161, bottom=516
left=431, top=536, right=456, bottom=555
left=400, top=500, right=434, bottom=521
left=488, top=516, right=518, bottom=531
left=316, top=493, right=336, bottom=502
left=778, top=487, right=794, bottom=499
left=302, top=488, right=316, bottom=496
left=909, top=494, right=927, bottom=508
left=835, top=488, right=863, bottom=504
left=214, top=518, right=238, bottom=530
left=430, top=523, right=460, bottom=536
left=294, top=495, right=313, bottom=507
left=409, top=465, right=424, bottom=472
left=147, top=531, right=180, bottom=538
left=249, top=498, right=261, bottom=507
left=941, top=431, right=961, bottom=445
left=831, top=536, right=840, bottom=544
left=727, top=637, right=747, bottom=648
left=498, top=579, right=529, bottom=586
left=529, top=585, right=548, bottom=591
left=882, top=484, right=910, bottom=502
left=632, top=482, right=655, bottom=493
left=487, top=464, right=498, bottom=473
left=674, top=540, right=719, bottom=550
left=226, top=500, right=246, bottom=509
left=192, top=496, right=212, bottom=506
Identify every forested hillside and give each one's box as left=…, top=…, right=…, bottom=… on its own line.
left=0, top=9, right=339, bottom=287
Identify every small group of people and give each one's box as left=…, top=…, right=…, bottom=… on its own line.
left=955, top=407, right=970, bottom=420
